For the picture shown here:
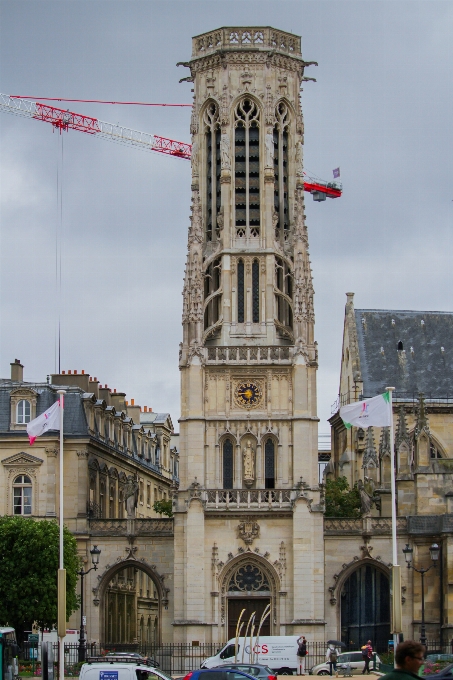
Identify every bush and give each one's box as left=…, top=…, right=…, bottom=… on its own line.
left=324, top=476, right=362, bottom=517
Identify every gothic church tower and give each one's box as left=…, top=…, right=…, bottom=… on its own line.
left=174, top=27, right=324, bottom=644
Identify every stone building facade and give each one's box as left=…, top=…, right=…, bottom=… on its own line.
left=327, top=294, right=453, bottom=649
left=0, top=360, right=178, bottom=646
left=173, top=26, right=324, bottom=644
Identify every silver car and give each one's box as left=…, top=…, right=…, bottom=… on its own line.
left=310, top=652, right=381, bottom=675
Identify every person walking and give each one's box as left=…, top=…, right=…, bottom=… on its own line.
left=326, top=644, right=338, bottom=677
left=361, top=640, right=373, bottom=674
left=297, top=635, right=307, bottom=675
left=379, top=641, right=425, bottom=680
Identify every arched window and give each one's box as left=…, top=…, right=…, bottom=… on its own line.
left=204, top=257, right=222, bottom=331
left=100, top=480, right=106, bottom=518
left=118, top=488, right=124, bottom=518
left=223, top=438, right=234, bottom=489
left=13, top=474, right=32, bottom=515
left=264, top=438, right=275, bottom=489
left=203, top=102, right=220, bottom=242
left=273, top=102, right=290, bottom=242
left=237, top=259, right=245, bottom=323
left=109, top=484, right=115, bottom=518
left=275, top=256, right=293, bottom=331
left=252, top=259, right=260, bottom=323
left=234, top=98, right=260, bottom=238
left=16, top=399, right=31, bottom=424
left=341, top=565, right=390, bottom=650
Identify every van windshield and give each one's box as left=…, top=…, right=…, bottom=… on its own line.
left=220, top=645, right=237, bottom=660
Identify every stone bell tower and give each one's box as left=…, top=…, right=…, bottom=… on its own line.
left=174, top=27, right=325, bottom=644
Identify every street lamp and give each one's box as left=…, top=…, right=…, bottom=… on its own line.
left=78, top=545, right=101, bottom=662
left=402, top=542, right=439, bottom=647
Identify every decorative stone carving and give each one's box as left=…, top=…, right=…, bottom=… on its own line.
left=124, top=475, right=139, bottom=518
left=220, top=133, right=231, bottom=170
left=242, top=440, right=255, bottom=486
left=237, top=517, right=260, bottom=545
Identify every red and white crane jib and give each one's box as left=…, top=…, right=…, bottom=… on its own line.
left=0, top=93, right=192, bottom=160
left=0, top=93, right=341, bottom=198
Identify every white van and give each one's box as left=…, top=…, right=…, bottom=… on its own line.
left=79, top=657, right=172, bottom=680
left=201, top=636, right=300, bottom=675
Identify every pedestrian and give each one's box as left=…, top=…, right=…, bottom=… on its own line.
left=361, top=640, right=373, bottom=674
left=379, top=640, right=425, bottom=680
left=297, top=635, right=307, bottom=675
left=326, top=644, right=338, bottom=677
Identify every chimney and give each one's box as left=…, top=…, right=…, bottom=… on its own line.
left=126, top=399, right=141, bottom=423
left=89, top=377, right=100, bottom=399
left=98, top=384, right=111, bottom=406
left=110, top=391, right=127, bottom=412
left=51, top=370, right=90, bottom=392
left=10, top=359, right=24, bottom=382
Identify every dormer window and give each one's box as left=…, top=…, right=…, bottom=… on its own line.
left=16, top=400, right=31, bottom=424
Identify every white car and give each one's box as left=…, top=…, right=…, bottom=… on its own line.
left=309, top=651, right=381, bottom=675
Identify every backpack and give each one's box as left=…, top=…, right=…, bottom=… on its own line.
left=361, top=646, right=369, bottom=659
left=330, top=651, right=337, bottom=663
left=298, top=643, right=307, bottom=657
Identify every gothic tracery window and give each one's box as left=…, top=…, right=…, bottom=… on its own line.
left=252, top=259, right=260, bottom=323
left=273, top=102, right=290, bottom=241
left=204, top=257, right=222, bottom=331
left=223, top=438, right=234, bottom=489
left=234, top=98, right=260, bottom=238
left=204, top=102, right=221, bottom=243
left=275, top=256, right=293, bottom=331
left=228, top=563, right=270, bottom=592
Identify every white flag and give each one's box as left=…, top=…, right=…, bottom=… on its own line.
left=340, top=391, right=392, bottom=429
left=27, top=400, right=61, bottom=445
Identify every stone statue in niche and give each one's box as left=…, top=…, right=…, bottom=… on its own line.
left=295, top=141, right=303, bottom=176
left=220, top=133, right=231, bottom=170
left=265, top=133, right=274, bottom=168
left=124, top=474, right=139, bottom=518
left=191, top=139, right=199, bottom=175
left=242, top=440, right=255, bottom=487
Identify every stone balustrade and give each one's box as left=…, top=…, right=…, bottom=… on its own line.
left=204, top=488, right=293, bottom=510
left=206, top=345, right=291, bottom=364
left=192, top=27, right=301, bottom=58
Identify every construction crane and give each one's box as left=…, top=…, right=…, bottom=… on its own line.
left=0, top=93, right=342, bottom=200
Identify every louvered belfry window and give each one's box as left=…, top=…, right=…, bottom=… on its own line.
left=252, top=259, right=259, bottom=323
left=234, top=98, right=260, bottom=238
left=204, top=102, right=221, bottom=242
left=237, top=259, right=245, bottom=323
left=273, top=102, right=289, bottom=242
left=223, top=438, right=234, bottom=489
left=264, top=438, right=275, bottom=489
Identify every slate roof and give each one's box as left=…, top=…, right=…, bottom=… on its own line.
left=355, top=309, right=453, bottom=397
left=0, top=382, right=88, bottom=436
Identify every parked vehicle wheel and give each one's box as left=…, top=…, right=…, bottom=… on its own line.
left=278, top=669, right=293, bottom=675
left=317, top=672, right=330, bottom=676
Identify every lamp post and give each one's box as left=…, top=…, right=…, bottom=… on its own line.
left=78, top=545, right=101, bottom=662
left=403, top=542, right=440, bottom=647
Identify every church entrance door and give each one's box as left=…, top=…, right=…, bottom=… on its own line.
left=228, top=598, right=271, bottom=642
left=340, top=564, right=390, bottom=653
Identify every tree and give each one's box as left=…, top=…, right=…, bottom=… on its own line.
left=324, top=476, right=362, bottom=518
left=152, top=499, right=173, bottom=517
left=0, top=517, right=80, bottom=642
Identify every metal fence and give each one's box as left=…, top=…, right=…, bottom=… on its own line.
left=20, top=639, right=453, bottom=675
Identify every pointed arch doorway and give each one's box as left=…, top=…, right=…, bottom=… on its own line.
left=228, top=597, right=271, bottom=640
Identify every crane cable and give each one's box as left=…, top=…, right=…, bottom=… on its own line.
left=55, top=131, right=64, bottom=374
left=10, top=96, right=192, bottom=107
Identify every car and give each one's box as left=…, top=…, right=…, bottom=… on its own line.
left=105, top=652, right=159, bottom=667
left=216, top=663, right=277, bottom=680
left=423, top=662, right=453, bottom=680
left=309, top=652, right=381, bottom=675
left=81, top=658, right=170, bottom=680
left=183, top=669, right=260, bottom=680
left=426, top=656, right=453, bottom=663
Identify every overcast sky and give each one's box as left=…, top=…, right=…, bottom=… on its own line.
left=1, top=0, right=452, bottom=434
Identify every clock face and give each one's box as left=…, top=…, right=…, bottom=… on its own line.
left=234, top=381, right=263, bottom=409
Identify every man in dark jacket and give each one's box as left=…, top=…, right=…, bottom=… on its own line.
left=380, top=641, right=425, bottom=680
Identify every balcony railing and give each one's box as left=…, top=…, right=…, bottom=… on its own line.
left=324, top=516, right=408, bottom=534
left=206, top=346, right=290, bottom=364
left=204, top=488, right=293, bottom=510
left=88, top=517, right=173, bottom=536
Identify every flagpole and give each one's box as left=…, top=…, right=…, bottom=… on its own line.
left=386, top=386, right=401, bottom=664
left=57, top=390, right=66, bottom=680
